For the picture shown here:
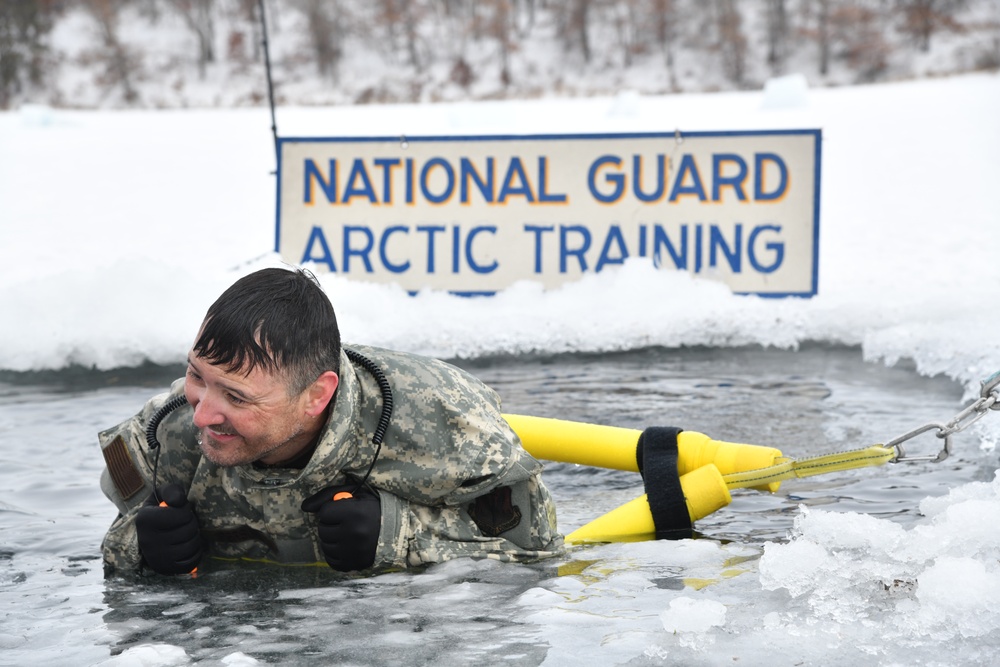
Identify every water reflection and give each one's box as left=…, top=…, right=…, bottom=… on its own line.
left=101, top=560, right=555, bottom=665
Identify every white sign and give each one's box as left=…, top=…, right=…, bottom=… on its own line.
left=275, top=130, right=821, bottom=296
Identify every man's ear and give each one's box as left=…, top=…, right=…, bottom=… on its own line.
left=304, top=371, right=339, bottom=416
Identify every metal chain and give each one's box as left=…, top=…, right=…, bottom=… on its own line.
left=886, top=370, right=1000, bottom=463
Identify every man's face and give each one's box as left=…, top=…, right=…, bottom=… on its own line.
left=184, top=351, right=316, bottom=467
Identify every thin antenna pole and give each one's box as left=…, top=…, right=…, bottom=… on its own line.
left=258, top=0, right=279, bottom=167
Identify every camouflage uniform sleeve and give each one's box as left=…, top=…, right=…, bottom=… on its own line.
left=371, top=473, right=562, bottom=570
left=97, top=379, right=199, bottom=575
left=100, top=511, right=143, bottom=574
left=404, top=475, right=562, bottom=567
left=371, top=490, right=411, bottom=570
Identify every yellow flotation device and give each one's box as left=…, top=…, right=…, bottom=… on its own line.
left=503, top=414, right=897, bottom=544
left=503, top=415, right=782, bottom=488
left=503, top=414, right=781, bottom=543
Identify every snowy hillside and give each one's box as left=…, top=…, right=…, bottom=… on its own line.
left=2, top=0, right=999, bottom=109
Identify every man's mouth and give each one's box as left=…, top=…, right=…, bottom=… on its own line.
left=201, top=426, right=239, bottom=444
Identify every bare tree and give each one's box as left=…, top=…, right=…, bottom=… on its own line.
left=167, top=0, right=216, bottom=79
left=898, top=0, right=967, bottom=52
left=0, top=0, right=59, bottom=108
left=555, top=0, right=593, bottom=63
left=514, top=0, right=540, bottom=35
left=818, top=0, right=832, bottom=75
left=134, top=0, right=164, bottom=22
left=799, top=0, right=834, bottom=75
left=437, top=0, right=463, bottom=17
left=714, top=0, right=747, bottom=85
left=294, top=0, right=344, bottom=80
left=482, top=0, right=517, bottom=83
left=81, top=0, right=139, bottom=103
left=228, top=0, right=262, bottom=63
left=376, top=0, right=426, bottom=68
left=610, top=0, right=642, bottom=67
left=830, top=1, right=890, bottom=81
left=765, top=0, right=790, bottom=73
left=648, top=0, right=680, bottom=89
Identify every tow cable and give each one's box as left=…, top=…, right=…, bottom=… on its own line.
left=725, top=369, right=1000, bottom=489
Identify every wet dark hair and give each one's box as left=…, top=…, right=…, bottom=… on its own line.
left=193, top=267, right=341, bottom=395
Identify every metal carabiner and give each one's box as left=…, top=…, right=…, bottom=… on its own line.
left=885, top=422, right=952, bottom=463
left=980, top=370, right=1000, bottom=409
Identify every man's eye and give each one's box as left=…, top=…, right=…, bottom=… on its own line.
left=186, top=369, right=203, bottom=383
left=227, top=393, right=247, bottom=405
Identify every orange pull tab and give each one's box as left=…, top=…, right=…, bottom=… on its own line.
left=157, top=500, right=197, bottom=575
left=333, top=491, right=353, bottom=501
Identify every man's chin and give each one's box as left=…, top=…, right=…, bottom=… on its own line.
left=198, top=431, right=248, bottom=467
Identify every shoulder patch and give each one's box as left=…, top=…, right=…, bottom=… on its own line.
left=468, top=486, right=522, bottom=537
left=102, top=434, right=145, bottom=500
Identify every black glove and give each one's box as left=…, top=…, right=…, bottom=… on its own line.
left=301, top=484, right=381, bottom=572
left=135, top=483, right=203, bottom=575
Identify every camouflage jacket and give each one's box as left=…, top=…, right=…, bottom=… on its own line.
left=99, top=344, right=562, bottom=574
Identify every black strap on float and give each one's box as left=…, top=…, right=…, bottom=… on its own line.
left=635, top=426, right=692, bottom=540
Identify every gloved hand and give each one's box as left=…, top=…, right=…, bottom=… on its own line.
left=301, top=484, right=381, bottom=572
left=135, top=483, right=203, bottom=575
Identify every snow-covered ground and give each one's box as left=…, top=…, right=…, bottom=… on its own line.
left=2, top=72, right=999, bottom=397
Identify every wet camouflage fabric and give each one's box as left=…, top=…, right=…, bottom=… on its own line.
left=99, top=345, right=563, bottom=574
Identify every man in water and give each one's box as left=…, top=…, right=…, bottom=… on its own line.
left=98, top=267, right=561, bottom=576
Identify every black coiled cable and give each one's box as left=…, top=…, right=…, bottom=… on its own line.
left=143, top=349, right=393, bottom=498
left=344, top=348, right=394, bottom=493
left=146, top=394, right=190, bottom=504
left=146, top=394, right=190, bottom=452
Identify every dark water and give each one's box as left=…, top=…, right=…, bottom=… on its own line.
left=1, top=345, right=995, bottom=665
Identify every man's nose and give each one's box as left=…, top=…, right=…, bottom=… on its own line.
left=190, top=389, right=225, bottom=428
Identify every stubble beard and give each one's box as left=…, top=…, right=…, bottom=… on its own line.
left=197, top=422, right=309, bottom=468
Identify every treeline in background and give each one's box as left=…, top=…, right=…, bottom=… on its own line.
left=2, top=0, right=998, bottom=109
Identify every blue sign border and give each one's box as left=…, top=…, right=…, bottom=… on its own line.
left=275, top=129, right=822, bottom=298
